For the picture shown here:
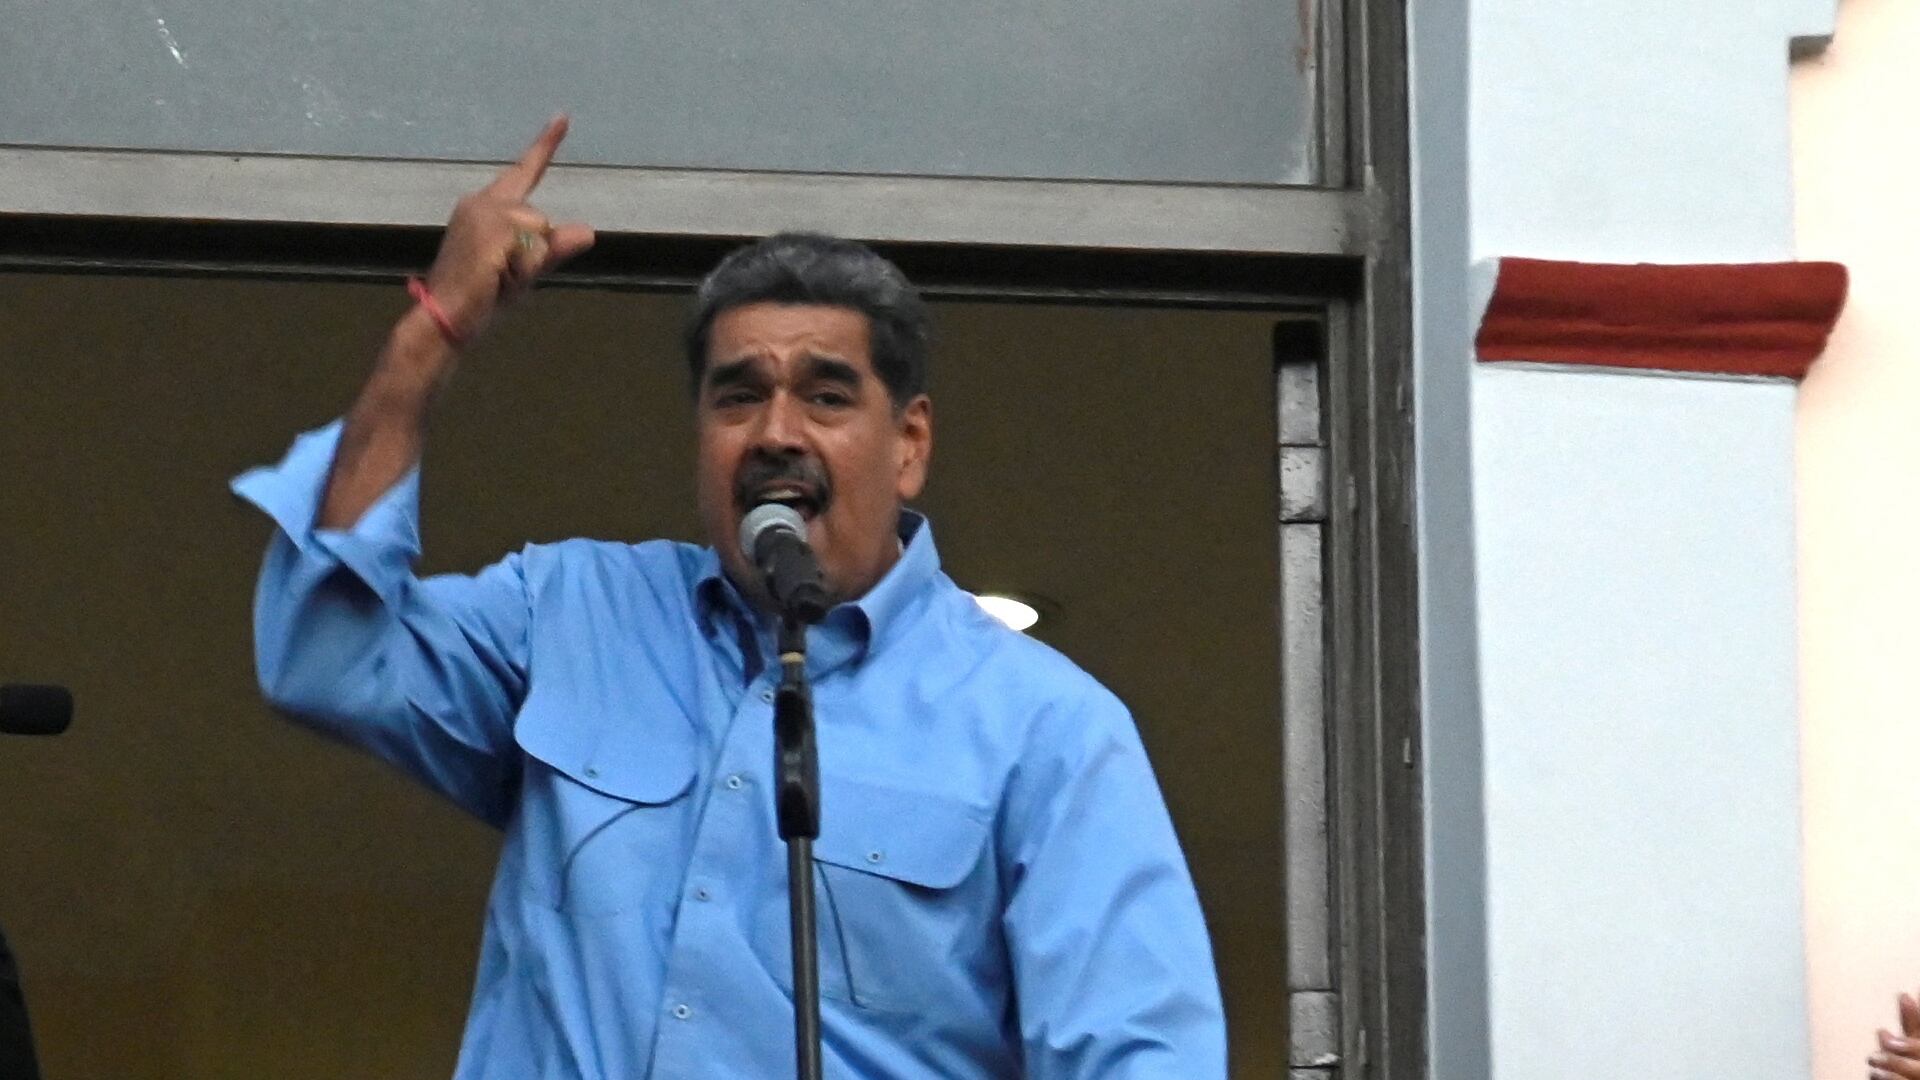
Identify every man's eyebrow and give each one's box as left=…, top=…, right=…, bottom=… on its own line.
left=804, top=356, right=864, bottom=387
left=703, top=358, right=760, bottom=392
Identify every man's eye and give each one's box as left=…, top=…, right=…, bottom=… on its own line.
left=715, top=390, right=760, bottom=407
left=811, top=391, right=852, bottom=407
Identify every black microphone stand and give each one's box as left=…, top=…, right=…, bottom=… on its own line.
left=772, top=611, right=823, bottom=1080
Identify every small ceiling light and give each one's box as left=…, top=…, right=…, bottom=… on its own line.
left=975, top=593, right=1042, bottom=633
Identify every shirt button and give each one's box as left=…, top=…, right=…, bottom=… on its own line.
left=760, top=688, right=775, bottom=703
left=672, top=1003, right=692, bottom=1020
left=694, top=886, right=712, bottom=902
left=583, top=765, right=599, bottom=779
left=725, top=774, right=745, bottom=791
left=866, top=850, right=885, bottom=865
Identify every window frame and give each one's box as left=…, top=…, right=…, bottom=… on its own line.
left=0, top=0, right=1426, bottom=1075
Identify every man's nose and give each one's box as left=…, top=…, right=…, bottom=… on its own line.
left=753, top=390, right=807, bottom=452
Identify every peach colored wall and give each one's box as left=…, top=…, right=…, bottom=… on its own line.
left=1794, top=4, right=1920, bottom=1076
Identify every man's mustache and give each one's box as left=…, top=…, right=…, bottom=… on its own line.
left=733, top=453, right=832, bottom=511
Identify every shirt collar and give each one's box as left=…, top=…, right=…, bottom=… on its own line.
left=694, top=510, right=940, bottom=665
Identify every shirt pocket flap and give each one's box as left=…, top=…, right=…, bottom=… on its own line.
left=815, top=775, right=991, bottom=890
left=511, top=693, right=697, bottom=805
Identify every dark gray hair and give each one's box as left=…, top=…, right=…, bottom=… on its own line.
left=684, top=232, right=931, bottom=408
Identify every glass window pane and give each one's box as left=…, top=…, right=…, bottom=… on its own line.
left=1, top=0, right=1320, bottom=184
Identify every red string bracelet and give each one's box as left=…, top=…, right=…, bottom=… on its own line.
left=407, top=276, right=468, bottom=347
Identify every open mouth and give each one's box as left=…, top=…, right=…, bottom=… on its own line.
left=735, top=454, right=831, bottom=524
left=748, top=484, right=823, bottom=520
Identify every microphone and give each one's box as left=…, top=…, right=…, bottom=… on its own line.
left=0, top=685, right=72, bottom=737
left=739, top=504, right=829, bottom=624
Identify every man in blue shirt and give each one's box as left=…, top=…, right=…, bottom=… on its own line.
left=234, top=117, right=1224, bottom=1079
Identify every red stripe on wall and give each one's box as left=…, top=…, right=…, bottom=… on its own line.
left=1475, top=258, right=1849, bottom=379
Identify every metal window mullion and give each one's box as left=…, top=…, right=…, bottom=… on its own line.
left=1317, top=0, right=1354, bottom=191
left=0, top=146, right=1364, bottom=258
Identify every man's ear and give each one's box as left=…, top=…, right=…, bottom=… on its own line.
left=895, top=395, right=933, bottom=501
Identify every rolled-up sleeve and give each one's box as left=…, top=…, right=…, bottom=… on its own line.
left=1000, top=689, right=1228, bottom=1079
left=231, top=422, right=531, bottom=826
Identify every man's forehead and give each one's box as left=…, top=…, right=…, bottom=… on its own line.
left=703, top=352, right=866, bottom=391
left=707, top=302, right=873, bottom=361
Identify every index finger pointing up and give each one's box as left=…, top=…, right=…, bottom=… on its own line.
left=486, top=114, right=570, bottom=201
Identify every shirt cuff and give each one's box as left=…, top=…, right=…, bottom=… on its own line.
left=230, top=420, right=423, bottom=607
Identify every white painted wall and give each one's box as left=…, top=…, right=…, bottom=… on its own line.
left=1792, top=4, right=1920, bottom=1075
left=1473, top=366, right=1806, bottom=1077
left=1452, top=0, right=1836, bottom=1075
left=1471, top=11, right=1797, bottom=263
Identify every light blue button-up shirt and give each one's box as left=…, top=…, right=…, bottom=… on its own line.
left=232, top=422, right=1225, bottom=1079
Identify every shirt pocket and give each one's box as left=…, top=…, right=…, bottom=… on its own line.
left=807, top=775, right=998, bottom=1015
left=509, top=696, right=699, bottom=919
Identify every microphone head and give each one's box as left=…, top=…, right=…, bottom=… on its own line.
left=739, top=502, right=809, bottom=559
left=0, top=684, right=73, bottom=736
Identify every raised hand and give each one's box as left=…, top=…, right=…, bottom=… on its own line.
left=316, top=117, right=597, bottom=530
left=1870, top=990, right=1920, bottom=1080
left=421, top=115, right=598, bottom=345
